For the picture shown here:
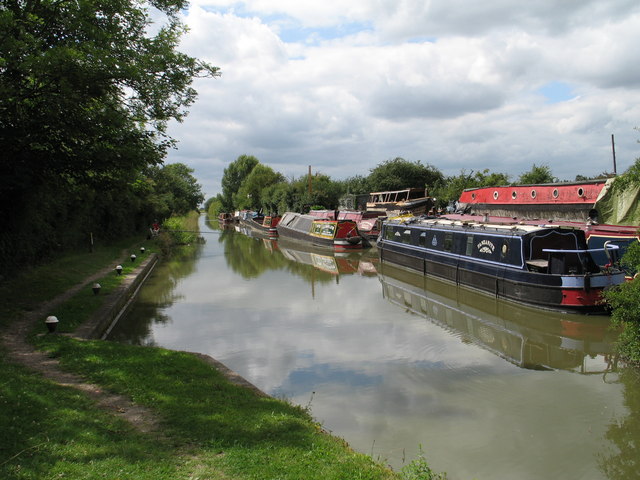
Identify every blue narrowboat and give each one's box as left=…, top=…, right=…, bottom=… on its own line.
left=377, top=217, right=626, bottom=312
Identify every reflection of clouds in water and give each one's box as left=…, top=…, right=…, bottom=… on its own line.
left=153, top=267, right=503, bottom=396
left=140, top=226, right=631, bottom=479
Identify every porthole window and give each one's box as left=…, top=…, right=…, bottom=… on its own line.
left=531, top=190, right=537, bottom=199
left=493, top=191, right=499, bottom=200
left=511, top=191, right=517, bottom=199
left=552, top=189, right=559, bottom=199
left=577, top=188, right=584, bottom=197
left=471, top=193, right=476, bottom=200
left=419, top=232, right=427, bottom=247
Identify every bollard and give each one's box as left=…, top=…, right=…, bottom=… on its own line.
left=45, top=315, right=59, bottom=333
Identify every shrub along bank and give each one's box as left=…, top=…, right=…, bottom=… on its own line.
left=0, top=213, right=446, bottom=480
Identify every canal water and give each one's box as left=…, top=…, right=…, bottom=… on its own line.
left=108, top=215, right=640, bottom=480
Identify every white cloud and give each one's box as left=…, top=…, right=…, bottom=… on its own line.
left=164, top=2, right=640, bottom=197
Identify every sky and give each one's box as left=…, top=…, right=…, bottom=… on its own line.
left=162, top=0, right=640, bottom=199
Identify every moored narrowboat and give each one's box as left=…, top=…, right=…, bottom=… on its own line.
left=377, top=217, right=626, bottom=312
left=238, top=211, right=281, bottom=238
left=367, top=188, right=433, bottom=216
left=308, top=209, right=386, bottom=239
left=277, top=212, right=367, bottom=250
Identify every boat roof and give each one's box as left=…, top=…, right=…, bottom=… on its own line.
left=385, top=216, right=577, bottom=236
left=461, top=179, right=610, bottom=193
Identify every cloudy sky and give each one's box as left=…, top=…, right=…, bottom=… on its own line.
left=163, top=0, right=640, bottom=198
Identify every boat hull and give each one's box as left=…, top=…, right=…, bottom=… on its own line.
left=238, top=216, right=279, bottom=238
left=377, top=220, right=625, bottom=312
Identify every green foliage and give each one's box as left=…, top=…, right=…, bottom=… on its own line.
left=236, top=164, right=286, bottom=211
left=288, top=174, right=344, bottom=212
left=146, top=163, right=204, bottom=215
left=612, top=158, right=640, bottom=192
left=603, top=241, right=640, bottom=366
left=0, top=0, right=218, bottom=197
left=518, top=164, right=557, bottom=184
left=161, top=213, right=199, bottom=246
left=221, top=155, right=259, bottom=211
left=0, top=0, right=217, bottom=272
left=368, top=158, right=444, bottom=192
left=341, top=175, right=372, bottom=195
left=205, top=195, right=224, bottom=217
left=400, top=448, right=447, bottom=480
left=261, top=182, right=292, bottom=215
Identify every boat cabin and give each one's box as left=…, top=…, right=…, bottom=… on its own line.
left=380, top=219, right=600, bottom=275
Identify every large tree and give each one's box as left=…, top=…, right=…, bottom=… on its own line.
left=0, top=0, right=218, bottom=202
left=147, top=163, right=205, bottom=216
left=220, top=155, right=259, bottom=211
left=518, top=164, right=557, bottom=184
left=367, top=157, right=444, bottom=192
left=235, top=164, right=285, bottom=211
left=0, top=0, right=218, bottom=269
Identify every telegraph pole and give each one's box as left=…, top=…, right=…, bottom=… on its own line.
left=611, top=134, right=617, bottom=175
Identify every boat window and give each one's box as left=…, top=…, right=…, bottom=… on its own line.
left=552, top=189, right=559, bottom=198
left=403, top=229, right=412, bottom=244
left=501, top=242, right=509, bottom=258
left=577, top=188, right=584, bottom=197
left=511, top=191, right=517, bottom=199
left=384, top=227, right=394, bottom=241
left=493, top=191, right=499, bottom=200
left=444, top=232, right=453, bottom=252
left=393, top=229, right=401, bottom=240
left=531, top=190, right=536, bottom=199
left=419, top=232, right=427, bottom=247
left=465, top=235, right=474, bottom=256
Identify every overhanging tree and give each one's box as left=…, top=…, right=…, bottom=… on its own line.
left=0, top=0, right=219, bottom=269
left=0, top=0, right=219, bottom=199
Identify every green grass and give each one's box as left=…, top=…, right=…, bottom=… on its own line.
left=0, top=214, right=446, bottom=480
left=0, top=359, right=179, bottom=480
left=33, top=336, right=397, bottom=480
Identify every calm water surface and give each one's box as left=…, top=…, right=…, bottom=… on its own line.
left=109, top=216, right=640, bottom=480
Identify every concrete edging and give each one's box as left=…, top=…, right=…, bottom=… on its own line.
left=74, top=253, right=159, bottom=340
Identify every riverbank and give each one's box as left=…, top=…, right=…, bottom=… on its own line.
left=0, top=229, right=439, bottom=479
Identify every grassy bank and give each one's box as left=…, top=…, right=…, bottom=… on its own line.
left=1, top=213, right=446, bottom=480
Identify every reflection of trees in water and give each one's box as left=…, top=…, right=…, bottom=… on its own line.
left=599, top=369, right=640, bottom=480
left=222, top=231, right=288, bottom=279
left=109, top=244, right=202, bottom=344
left=219, top=230, right=344, bottom=284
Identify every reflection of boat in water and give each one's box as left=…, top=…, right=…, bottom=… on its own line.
left=379, top=263, right=618, bottom=373
left=277, top=237, right=377, bottom=276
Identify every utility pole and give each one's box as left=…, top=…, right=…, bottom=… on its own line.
left=611, top=134, right=617, bottom=175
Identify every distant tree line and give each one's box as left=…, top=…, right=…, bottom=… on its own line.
left=207, top=155, right=614, bottom=216
left=0, top=0, right=218, bottom=272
